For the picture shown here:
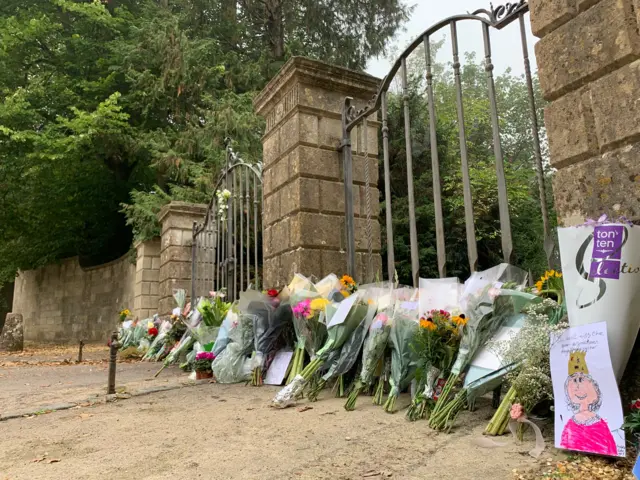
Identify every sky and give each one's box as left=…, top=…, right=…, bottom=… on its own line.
left=365, top=0, right=538, bottom=80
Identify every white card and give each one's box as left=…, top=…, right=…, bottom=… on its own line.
left=327, top=294, right=358, bottom=328
left=264, top=350, right=294, bottom=386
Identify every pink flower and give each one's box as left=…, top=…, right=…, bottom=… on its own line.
left=510, top=403, right=524, bottom=420
left=195, top=352, right=216, bottom=361
left=292, top=299, right=311, bottom=318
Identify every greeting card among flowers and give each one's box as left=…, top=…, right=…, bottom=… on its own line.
left=550, top=322, right=625, bottom=457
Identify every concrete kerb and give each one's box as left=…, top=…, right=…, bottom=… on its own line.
left=0, top=378, right=211, bottom=422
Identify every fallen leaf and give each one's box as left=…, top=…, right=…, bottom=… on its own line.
left=47, top=459, right=61, bottom=464
left=297, top=406, right=313, bottom=413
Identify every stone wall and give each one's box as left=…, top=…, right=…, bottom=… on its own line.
left=12, top=255, right=135, bottom=344
left=254, top=57, right=383, bottom=287
left=531, top=0, right=640, bottom=225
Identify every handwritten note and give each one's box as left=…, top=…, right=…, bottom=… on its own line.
left=264, top=350, right=294, bottom=385
left=327, top=294, right=358, bottom=328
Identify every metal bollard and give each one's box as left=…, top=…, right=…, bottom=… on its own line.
left=78, top=340, right=85, bottom=363
left=107, top=331, right=119, bottom=395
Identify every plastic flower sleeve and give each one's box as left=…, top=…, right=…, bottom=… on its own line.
left=211, top=313, right=254, bottom=383
left=384, top=300, right=420, bottom=411
left=212, top=305, right=238, bottom=356
left=320, top=301, right=377, bottom=382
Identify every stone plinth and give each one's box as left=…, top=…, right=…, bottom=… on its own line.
left=254, top=57, right=383, bottom=287
left=0, top=313, right=23, bottom=351
left=133, top=238, right=161, bottom=320
left=157, top=202, right=207, bottom=314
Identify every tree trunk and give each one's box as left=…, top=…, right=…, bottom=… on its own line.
left=265, top=0, right=284, bottom=61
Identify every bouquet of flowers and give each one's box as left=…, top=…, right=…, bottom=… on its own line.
left=382, top=300, right=419, bottom=413
left=287, top=296, right=329, bottom=384
left=485, top=298, right=567, bottom=437
left=344, top=306, right=393, bottom=410
left=272, top=292, right=369, bottom=408
left=142, top=319, right=172, bottom=360
left=211, top=309, right=255, bottom=383
left=406, top=309, right=465, bottom=421
left=429, top=270, right=528, bottom=431
left=308, top=298, right=377, bottom=401
left=246, top=296, right=282, bottom=386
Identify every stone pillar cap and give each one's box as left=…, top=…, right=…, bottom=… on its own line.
left=157, top=201, right=208, bottom=224
left=254, top=56, right=381, bottom=116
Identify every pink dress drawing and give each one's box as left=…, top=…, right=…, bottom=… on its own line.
left=560, top=416, right=617, bottom=456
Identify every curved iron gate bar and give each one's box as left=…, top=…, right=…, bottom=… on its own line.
left=342, top=3, right=529, bottom=132
left=192, top=143, right=262, bottom=303
left=340, top=0, right=553, bottom=283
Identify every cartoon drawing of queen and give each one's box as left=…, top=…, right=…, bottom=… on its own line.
left=560, top=350, right=617, bottom=456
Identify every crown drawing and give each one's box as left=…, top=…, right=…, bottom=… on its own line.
left=568, top=350, right=589, bottom=375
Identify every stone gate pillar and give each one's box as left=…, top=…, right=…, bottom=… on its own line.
left=531, top=0, right=640, bottom=396
left=254, top=57, right=382, bottom=287
left=157, top=201, right=207, bottom=314
left=531, top=0, right=640, bottom=224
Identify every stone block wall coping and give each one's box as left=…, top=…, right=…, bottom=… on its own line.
left=254, top=57, right=381, bottom=116
left=157, top=201, right=208, bottom=225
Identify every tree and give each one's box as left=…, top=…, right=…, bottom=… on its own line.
left=0, top=0, right=410, bottom=286
left=378, top=42, right=555, bottom=284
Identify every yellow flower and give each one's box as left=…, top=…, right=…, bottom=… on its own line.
left=310, top=298, right=330, bottom=312
left=555, top=271, right=563, bottom=278
left=341, top=290, right=350, bottom=298
left=452, top=315, right=467, bottom=327
left=419, top=318, right=436, bottom=330
left=535, top=280, right=544, bottom=291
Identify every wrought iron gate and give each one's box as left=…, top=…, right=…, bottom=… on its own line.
left=191, top=141, right=262, bottom=302
left=341, top=0, right=553, bottom=286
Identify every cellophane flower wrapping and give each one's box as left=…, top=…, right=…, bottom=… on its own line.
left=319, top=293, right=378, bottom=384
left=272, top=292, right=368, bottom=408
left=163, top=330, right=195, bottom=366
left=211, top=307, right=255, bottom=383
left=211, top=305, right=238, bottom=356
left=247, top=297, right=280, bottom=373
left=143, top=320, right=172, bottom=360
left=359, top=306, right=393, bottom=386
left=452, top=265, right=528, bottom=376
left=290, top=290, right=327, bottom=358
left=387, top=300, right=420, bottom=400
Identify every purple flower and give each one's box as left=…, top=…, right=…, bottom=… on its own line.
left=292, top=299, right=311, bottom=318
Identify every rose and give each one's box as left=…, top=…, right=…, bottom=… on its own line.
left=630, top=399, right=640, bottom=410
left=510, top=403, right=524, bottom=420
left=148, top=327, right=159, bottom=337
left=267, top=289, right=279, bottom=298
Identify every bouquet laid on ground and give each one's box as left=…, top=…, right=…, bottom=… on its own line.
left=383, top=300, right=420, bottom=413
left=192, top=291, right=231, bottom=351
left=194, top=351, right=216, bottom=380
left=485, top=298, right=568, bottom=437
left=428, top=271, right=528, bottom=431
left=308, top=291, right=378, bottom=401
left=344, top=306, right=393, bottom=410
left=246, top=294, right=286, bottom=386
left=143, top=319, right=172, bottom=360
left=406, top=309, right=465, bottom=421
left=287, top=292, right=327, bottom=384
left=211, top=303, right=255, bottom=384
left=272, top=290, right=369, bottom=408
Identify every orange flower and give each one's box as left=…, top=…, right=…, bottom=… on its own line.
left=340, top=275, right=355, bottom=288
left=419, top=318, right=436, bottom=331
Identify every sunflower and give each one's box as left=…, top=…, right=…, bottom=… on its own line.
left=340, top=274, right=357, bottom=293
